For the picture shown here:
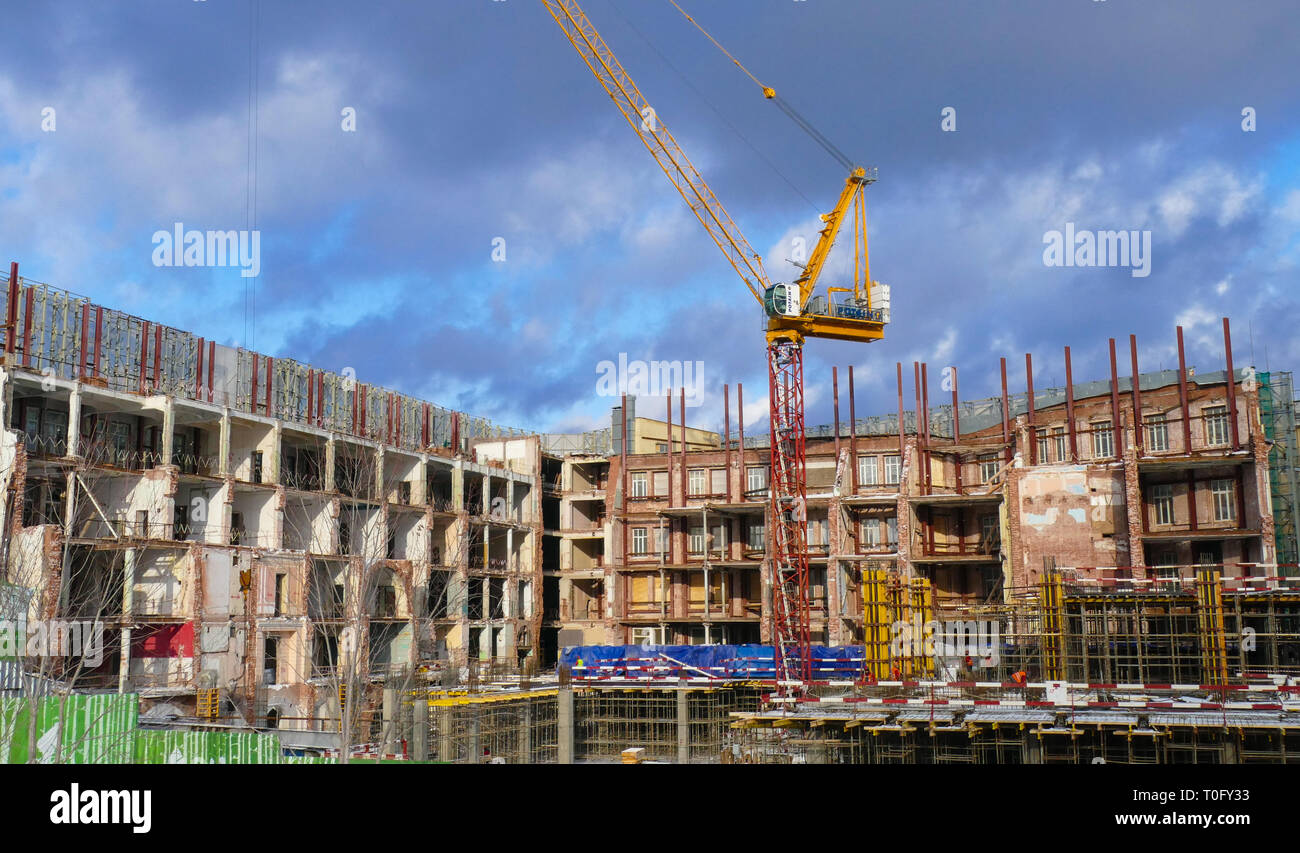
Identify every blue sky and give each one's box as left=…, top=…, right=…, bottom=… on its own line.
left=1, top=0, right=1297, bottom=435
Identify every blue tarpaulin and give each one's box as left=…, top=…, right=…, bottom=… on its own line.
left=558, top=644, right=866, bottom=680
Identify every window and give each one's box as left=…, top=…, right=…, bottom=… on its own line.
left=652, top=471, right=669, bottom=497
left=747, top=466, right=768, bottom=493
left=710, top=468, right=727, bottom=495
left=1151, top=484, right=1175, bottom=526
left=1052, top=427, right=1067, bottom=462
left=655, top=443, right=668, bottom=453
left=631, top=527, right=648, bottom=555
left=274, top=574, right=287, bottom=616
left=630, top=472, right=648, bottom=498
left=979, top=456, right=1000, bottom=484
left=745, top=521, right=765, bottom=551
left=1091, top=421, right=1114, bottom=459
left=861, top=518, right=896, bottom=549
left=980, top=515, right=1000, bottom=551
left=1211, top=479, right=1235, bottom=522
left=1036, top=429, right=1049, bottom=463
left=109, top=421, right=132, bottom=467
left=1145, top=414, right=1168, bottom=452
left=884, top=455, right=901, bottom=485
left=252, top=451, right=264, bottom=484
left=263, top=637, right=279, bottom=686
left=710, top=522, right=725, bottom=554
left=857, top=455, right=878, bottom=486
left=688, top=469, right=707, bottom=496
left=688, top=525, right=705, bottom=554
left=1204, top=406, right=1230, bottom=447
left=805, top=518, right=828, bottom=549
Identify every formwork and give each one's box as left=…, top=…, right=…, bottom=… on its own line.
left=575, top=686, right=764, bottom=763
left=727, top=712, right=1300, bottom=765
left=425, top=689, right=559, bottom=764
left=859, top=568, right=1300, bottom=685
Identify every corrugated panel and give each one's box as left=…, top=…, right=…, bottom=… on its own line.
left=0, top=692, right=138, bottom=764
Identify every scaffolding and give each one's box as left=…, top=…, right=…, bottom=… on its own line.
left=425, top=690, right=559, bottom=764
left=575, top=686, right=762, bottom=763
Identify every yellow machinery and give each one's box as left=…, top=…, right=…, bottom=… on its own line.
left=542, top=0, right=890, bottom=686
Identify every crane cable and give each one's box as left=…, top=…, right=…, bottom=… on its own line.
left=667, top=0, right=858, bottom=173
left=606, top=1, right=820, bottom=214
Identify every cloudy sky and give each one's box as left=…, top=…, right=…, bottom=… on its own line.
left=2, top=0, right=1296, bottom=436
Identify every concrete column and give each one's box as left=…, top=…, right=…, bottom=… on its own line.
left=118, top=626, right=131, bottom=693
left=438, top=706, right=454, bottom=763
left=676, top=687, right=690, bottom=764
left=558, top=684, right=574, bottom=764
left=66, top=386, right=82, bottom=458
left=381, top=687, right=397, bottom=756
left=269, top=422, right=282, bottom=485
left=451, top=460, right=464, bottom=512
left=469, top=709, right=482, bottom=764
left=1023, top=734, right=1043, bottom=764
left=161, top=397, right=175, bottom=466
left=218, top=409, right=231, bottom=476
left=412, top=696, right=429, bottom=762
left=1222, top=733, right=1241, bottom=765
left=324, top=437, right=337, bottom=493
left=519, top=700, right=532, bottom=764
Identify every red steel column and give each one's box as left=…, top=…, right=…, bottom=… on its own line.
left=1108, top=338, right=1123, bottom=457
left=952, top=366, right=962, bottom=494
left=736, top=383, right=745, bottom=502
left=1223, top=317, right=1239, bottom=451
left=93, top=306, right=103, bottom=377
left=78, top=303, right=89, bottom=379
left=832, top=366, right=841, bottom=461
left=848, top=366, right=858, bottom=492
left=1025, top=354, right=1036, bottom=465
left=358, top=383, right=366, bottom=435
left=896, top=363, right=905, bottom=461
left=1130, top=335, right=1143, bottom=454
left=265, top=357, right=273, bottom=417
left=195, top=337, right=205, bottom=399
left=5, top=262, right=17, bottom=356
left=724, top=383, right=732, bottom=501
left=921, top=363, right=932, bottom=494
left=666, top=391, right=673, bottom=502
left=1000, top=357, right=1011, bottom=465
left=139, top=321, right=150, bottom=394
left=153, top=325, right=161, bottom=390
left=951, top=366, right=961, bottom=446
left=679, top=387, right=686, bottom=459
left=1176, top=326, right=1191, bottom=453
left=1065, top=346, right=1077, bottom=462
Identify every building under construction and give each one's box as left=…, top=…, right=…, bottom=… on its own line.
left=2, top=265, right=1297, bottom=762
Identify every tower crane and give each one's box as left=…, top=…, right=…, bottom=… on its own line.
left=541, top=0, right=890, bottom=691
